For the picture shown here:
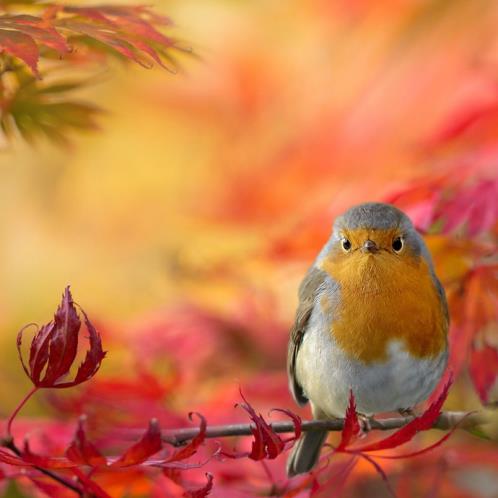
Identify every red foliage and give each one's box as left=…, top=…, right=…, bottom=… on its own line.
left=2, top=276, right=489, bottom=498
left=183, top=473, right=213, bottom=498
left=17, top=286, right=106, bottom=389
left=221, top=391, right=301, bottom=461
left=386, top=168, right=498, bottom=237
left=440, top=264, right=498, bottom=405
left=0, top=4, right=179, bottom=76
left=58, top=6, right=176, bottom=70
left=162, top=413, right=207, bottom=465
left=335, top=391, right=361, bottom=452
left=71, top=468, right=112, bottom=498
left=111, top=419, right=162, bottom=468
left=66, top=417, right=107, bottom=467
left=1, top=404, right=216, bottom=495
left=0, top=14, right=68, bottom=74
left=1, top=5, right=497, bottom=494
left=469, top=345, right=498, bottom=406
left=21, top=440, right=77, bottom=470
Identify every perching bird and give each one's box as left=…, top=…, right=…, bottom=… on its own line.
left=286, top=202, right=449, bottom=476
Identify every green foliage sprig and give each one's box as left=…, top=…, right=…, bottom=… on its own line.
left=0, top=1, right=186, bottom=144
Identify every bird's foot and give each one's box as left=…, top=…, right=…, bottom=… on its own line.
left=357, top=413, right=375, bottom=436
left=398, top=407, right=416, bottom=417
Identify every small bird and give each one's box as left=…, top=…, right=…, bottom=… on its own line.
left=287, top=202, right=449, bottom=476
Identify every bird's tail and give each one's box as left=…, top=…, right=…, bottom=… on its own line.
left=286, top=430, right=327, bottom=477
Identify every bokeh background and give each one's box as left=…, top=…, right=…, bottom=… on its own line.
left=1, top=0, right=497, bottom=496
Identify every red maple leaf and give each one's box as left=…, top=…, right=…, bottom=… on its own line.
left=21, top=440, right=77, bottom=470
left=162, top=413, right=207, bottom=464
left=111, top=419, right=162, bottom=467
left=223, top=391, right=301, bottom=461
left=65, top=416, right=107, bottom=467
left=16, top=286, right=106, bottom=389
left=335, top=390, right=361, bottom=452
left=183, top=472, right=214, bottom=498
left=71, top=467, right=112, bottom=498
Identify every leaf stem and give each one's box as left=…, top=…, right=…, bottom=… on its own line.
left=6, top=386, right=39, bottom=438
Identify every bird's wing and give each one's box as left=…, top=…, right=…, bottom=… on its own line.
left=288, top=265, right=326, bottom=405
left=435, top=277, right=450, bottom=326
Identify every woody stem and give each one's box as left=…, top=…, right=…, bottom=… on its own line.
left=156, top=411, right=485, bottom=446
left=6, top=385, right=39, bottom=438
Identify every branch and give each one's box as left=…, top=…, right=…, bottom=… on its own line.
left=160, top=411, right=486, bottom=446
left=2, top=439, right=83, bottom=496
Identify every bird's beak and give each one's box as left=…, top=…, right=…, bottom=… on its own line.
left=362, top=239, right=378, bottom=254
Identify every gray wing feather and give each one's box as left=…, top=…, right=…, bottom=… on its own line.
left=435, top=277, right=450, bottom=325
left=287, top=265, right=325, bottom=405
left=417, top=233, right=450, bottom=325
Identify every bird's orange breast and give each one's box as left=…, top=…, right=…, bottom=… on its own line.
left=319, top=249, right=448, bottom=365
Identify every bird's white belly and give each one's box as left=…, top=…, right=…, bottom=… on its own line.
left=296, top=314, right=447, bottom=417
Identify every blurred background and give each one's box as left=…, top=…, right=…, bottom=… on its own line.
left=0, top=0, right=497, bottom=496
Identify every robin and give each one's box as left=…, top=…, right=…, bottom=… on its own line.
left=287, top=202, right=449, bottom=476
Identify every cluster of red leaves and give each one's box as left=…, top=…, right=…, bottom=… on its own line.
left=386, top=171, right=498, bottom=238
left=0, top=287, right=465, bottom=498
left=39, top=300, right=289, bottom=437
left=0, top=415, right=214, bottom=498
left=222, top=391, right=301, bottom=461
left=444, top=263, right=498, bottom=406
left=2, top=288, right=219, bottom=497
left=0, top=4, right=181, bottom=76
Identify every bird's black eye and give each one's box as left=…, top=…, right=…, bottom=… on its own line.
left=342, top=238, right=351, bottom=252
left=392, top=237, right=403, bottom=253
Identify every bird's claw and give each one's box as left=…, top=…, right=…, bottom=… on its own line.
left=357, top=413, right=374, bottom=436
left=398, top=407, right=416, bottom=417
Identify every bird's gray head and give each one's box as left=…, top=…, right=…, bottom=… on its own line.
left=327, top=202, right=424, bottom=258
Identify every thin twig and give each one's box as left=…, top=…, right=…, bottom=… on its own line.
left=2, top=440, right=83, bottom=496
left=158, top=411, right=486, bottom=445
